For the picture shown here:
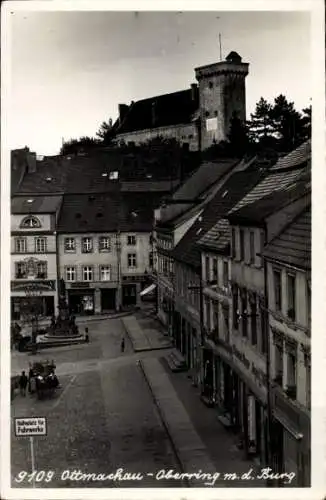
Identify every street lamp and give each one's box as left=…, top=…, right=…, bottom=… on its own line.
left=115, top=231, right=122, bottom=311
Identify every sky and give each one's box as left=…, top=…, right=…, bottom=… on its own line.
left=8, top=9, right=311, bottom=156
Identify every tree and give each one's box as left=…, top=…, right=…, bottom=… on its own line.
left=300, top=105, right=312, bottom=142
left=96, top=118, right=115, bottom=144
left=269, top=94, right=305, bottom=151
left=60, top=136, right=99, bottom=156
left=247, top=97, right=275, bottom=147
left=227, top=111, right=250, bottom=157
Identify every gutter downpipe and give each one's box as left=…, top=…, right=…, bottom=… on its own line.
left=262, top=222, right=274, bottom=486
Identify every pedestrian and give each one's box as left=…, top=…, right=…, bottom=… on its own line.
left=121, top=337, right=125, bottom=353
left=19, top=371, right=28, bottom=397
left=28, top=365, right=34, bottom=393
left=85, top=327, right=89, bottom=343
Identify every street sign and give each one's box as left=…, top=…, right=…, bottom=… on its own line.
left=14, top=417, right=47, bottom=437
left=14, top=417, right=47, bottom=488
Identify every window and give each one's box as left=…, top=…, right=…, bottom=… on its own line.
left=128, top=253, right=137, bottom=268
left=127, top=235, right=136, bottom=246
left=15, top=262, right=27, bottom=279
left=260, top=302, right=267, bottom=354
left=232, top=285, right=239, bottom=330
left=99, top=237, right=111, bottom=252
left=222, top=305, right=230, bottom=342
left=64, top=238, right=76, bottom=252
left=36, top=261, right=47, bottom=279
left=15, top=237, right=27, bottom=253
left=213, top=304, right=219, bottom=338
left=208, top=81, right=213, bottom=89
left=82, top=266, right=93, bottom=281
left=286, top=346, right=297, bottom=399
left=287, top=274, right=296, bottom=321
left=241, top=293, right=248, bottom=338
left=205, top=256, right=210, bottom=282
left=231, top=228, right=236, bottom=258
left=212, top=258, right=218, bottom=283
left=20, top=215, right=41, bottom=228
left=205, top=298, right=211, bottom=331
left=35, top=237, right=47, bottom=253
left=274, top=269, right=282, bottom=312
left=223, top=261, right=228, bottom=288
left=274, top=340, right=284, bottom=386
left=100, top=266, right=111, bottom=281
left=250, top=293, right=257, bottom=346
left=240, top=229, right=245, bottom=261
left=82, top=237, right=93, bottom=253
left=65, top=267, right=76, bottom=281
left=249, top=232, right=255, bottom=264
left=149, top=251, right=154, bottom=268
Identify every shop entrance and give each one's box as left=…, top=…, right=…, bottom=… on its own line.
left=101, top=289, right=116, bottom=311
left=122, top=284, right=137, bottom=307
left=68, top=290, right=94, bottom=315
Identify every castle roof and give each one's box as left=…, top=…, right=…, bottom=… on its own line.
left=116, top=89, right=199, bottom=135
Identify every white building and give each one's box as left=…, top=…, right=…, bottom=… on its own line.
left=57, top=194, right=155, bottom=314
left=11, top=196, right=62, bottom=321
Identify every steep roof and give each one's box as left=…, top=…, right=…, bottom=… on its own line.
left=227, top=175, right=311, bottom=226
left=57, top=192, right=163, bottom=233
left=158, top=158, right=239, bottom=225
left=116, top=89, right=198, bottom=134
left=170, top=167, right=266, bottom=268
left=11, top=195, right=63, bottom=214
left=15, top=150, right=181, bottom=195
left=263, top=205, right=311, bottom=270
left=269, top=140, right=311, bottom=171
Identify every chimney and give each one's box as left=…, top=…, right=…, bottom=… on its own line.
left=151, top=101, right=157, bottom=127
left=26, top=151, right=37, bottom=173
left=190, top=83, right=198, bottom=102
left=118, top=104, right=129, bottom=124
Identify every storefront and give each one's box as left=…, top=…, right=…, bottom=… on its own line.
left=11, top=295, right=55, bottom=320
left=11, top=280, right=57, bottom=321
left=68, top=286, right=95, bottom=315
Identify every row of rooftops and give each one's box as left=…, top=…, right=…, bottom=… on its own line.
left=162, top=140, right=311, bottom=272
left=11, top=191, right=165, bottom=233
left=11, top=147, right=194, bottom=197
left=11, top=140, right=311, bottom=268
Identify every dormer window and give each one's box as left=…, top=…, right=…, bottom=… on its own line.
left=20, top=216, right=41, bottom=229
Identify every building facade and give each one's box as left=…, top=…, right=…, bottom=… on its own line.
left=264, top=206, right=311, bottom=486
left=58, top=231, right=153, bottom=314
left=11, top=196, right=62, bottom=321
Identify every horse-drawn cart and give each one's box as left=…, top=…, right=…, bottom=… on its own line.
left=29, top=360, right=59, bottom=399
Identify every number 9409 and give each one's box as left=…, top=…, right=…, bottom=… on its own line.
left=14, top=470, right=55, bottom=483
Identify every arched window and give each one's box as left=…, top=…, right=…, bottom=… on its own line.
left=20, top=215, right=41, bottom=229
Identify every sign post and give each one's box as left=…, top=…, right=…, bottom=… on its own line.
left=14, top=417, right=47, bottom=487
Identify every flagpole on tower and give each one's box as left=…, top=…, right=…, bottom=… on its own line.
left=219, top=33, right=222, bottom=61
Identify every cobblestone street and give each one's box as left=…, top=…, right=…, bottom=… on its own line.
left=11, top=314, right=265, bottom=489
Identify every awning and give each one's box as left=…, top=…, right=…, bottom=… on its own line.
left=140, top=284, right=157, bottom=297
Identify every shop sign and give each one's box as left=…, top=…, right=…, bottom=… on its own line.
left=70, top=282, right=90, bottom=288
left=11, top=280, right=55, bottom=292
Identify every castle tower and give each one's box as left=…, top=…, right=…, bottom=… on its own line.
left=195, top=51, right=249, bottom=150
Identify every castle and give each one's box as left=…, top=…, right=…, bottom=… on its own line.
left=113, top=51, right=249, bottom=151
